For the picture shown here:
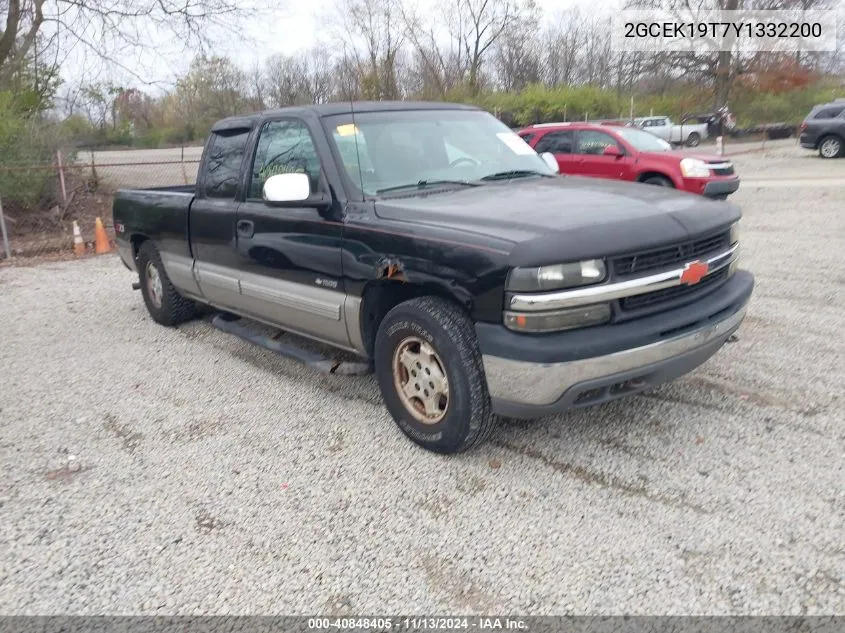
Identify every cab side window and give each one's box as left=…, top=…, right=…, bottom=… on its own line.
left=204, top=128, right=250, bottom=199
left=249, top=120, right=322, bottom=199
left=534, top=131, right=574, bottom=154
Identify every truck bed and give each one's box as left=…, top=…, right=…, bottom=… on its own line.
left=112, top=185, right=195, bottom=261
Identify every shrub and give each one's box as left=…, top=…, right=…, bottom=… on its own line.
left=0, top=92, right=57, bottom=210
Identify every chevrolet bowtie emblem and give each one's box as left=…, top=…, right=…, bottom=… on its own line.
left=680, top=260, right=709, bottom=285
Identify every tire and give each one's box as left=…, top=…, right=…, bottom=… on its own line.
left=136, top=241, right=197, bottom=327
left=818, top=135, right=843, bottom=159
left=374, top=296, right=495, bottom=454
left=686, top=132, right=701, bottom=147
left=642, top=175, right=674, bottom=188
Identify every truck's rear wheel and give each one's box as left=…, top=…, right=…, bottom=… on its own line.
left=136, top=241, right=197, bottom=327
left=374, top=296, right=495, bottom=454
left=686, top=132, right=701, bottom=147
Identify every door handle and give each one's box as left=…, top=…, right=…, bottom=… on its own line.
left=237, top=220, right=254, bottom=238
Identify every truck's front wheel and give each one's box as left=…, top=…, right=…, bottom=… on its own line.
left=374, top=296, right=496, bottom=454
left=136, top=241, right=197, bottom=327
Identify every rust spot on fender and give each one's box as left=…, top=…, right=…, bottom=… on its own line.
left=376, top=256, right=407, bottom=282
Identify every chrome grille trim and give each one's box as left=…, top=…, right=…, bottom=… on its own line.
left=509, top=244, right=739, bottom=312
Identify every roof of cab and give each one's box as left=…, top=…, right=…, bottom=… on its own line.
left=211, top=101, right=483, bottom=132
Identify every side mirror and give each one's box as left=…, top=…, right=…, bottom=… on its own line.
left=262, top=172, right=331, bottom=209
left=540, top=152, right=560, bottom=174
left=603, top=145, right=623, bottom=157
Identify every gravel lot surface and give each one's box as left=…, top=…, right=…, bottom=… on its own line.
left=1, top=143, right=844, bottom=615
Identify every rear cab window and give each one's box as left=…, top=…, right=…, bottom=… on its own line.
left=203, top=128, right=251, bottom=199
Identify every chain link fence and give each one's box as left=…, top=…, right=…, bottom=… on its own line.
left=0, top=147, right=201, bottom=264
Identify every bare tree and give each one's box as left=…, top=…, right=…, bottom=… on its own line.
left=542, top=8, right=584, bottom=87
left=493, top=29, right=541, bottom=91
left=326, top=0, right=406, bottom=99
left=453, top=0, right=538, bottom=94
left=0, top=0, right=257, bottom=86
left=263, top=48, right=335, bottom=107
left=449, top=0, right=538, bottom=94
left=161, top=55, right=246, bottom=139
left=400, top=1, right=468, bottom=98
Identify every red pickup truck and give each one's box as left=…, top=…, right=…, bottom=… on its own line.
left=517, top=122, right=740, bottom=200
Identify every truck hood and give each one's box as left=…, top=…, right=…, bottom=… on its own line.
left=374, top=175, right=741, bottom=266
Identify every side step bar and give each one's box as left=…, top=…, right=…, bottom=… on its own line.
left=210, top=314, right=372, bottom=376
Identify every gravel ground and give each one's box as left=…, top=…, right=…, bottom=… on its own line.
left=1, top=145, right=844, bottom=615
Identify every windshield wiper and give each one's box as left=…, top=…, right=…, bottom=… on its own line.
left=375, top=179, right=481, bottom=194
left=479, top=169, right=554, bottom=181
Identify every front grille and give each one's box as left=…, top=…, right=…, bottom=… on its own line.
left=613, top=230, right=730, bottom=277
left=620, top=267, right=729, bottom=311
left=710, top=164, right=735, bottom=176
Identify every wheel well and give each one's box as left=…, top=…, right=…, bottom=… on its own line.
left=819, top=133, right=843, bottom=146
left=358, top=280, right=468, bottom=357
left=637, top=171, right=673, bottom=184
left=130, top=234, right=149, bottom=260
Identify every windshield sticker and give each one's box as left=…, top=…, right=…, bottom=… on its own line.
left=497, top=132, right=535, bottom=155
left=335, top=123, right=360, bottom=137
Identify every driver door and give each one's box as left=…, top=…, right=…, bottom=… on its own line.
left=233, top=117, right=350, bottom=348
left=574, top=130, right=632, bottom=180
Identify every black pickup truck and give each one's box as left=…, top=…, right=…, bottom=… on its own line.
left=112, top=101, right=754, bottom=454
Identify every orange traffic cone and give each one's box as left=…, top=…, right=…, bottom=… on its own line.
left=72, top=221, right=86, bottom=256
left=94, top=217, right=112, bottom=254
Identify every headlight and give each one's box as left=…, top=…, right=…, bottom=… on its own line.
left=729, top=221, right=740, bottom=245
left=507, top=259, right=606, bottom=292
left=680, top=158, right=710, bottom=178
left=504, top=303, right=611, bottom=333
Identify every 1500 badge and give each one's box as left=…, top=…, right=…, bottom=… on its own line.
left=315, top=277, right=338, bottom=289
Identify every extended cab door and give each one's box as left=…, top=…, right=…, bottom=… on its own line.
left=574, top=130, right=633, bottom=180
left=233, top=116, right=352, bottom=349
left=532, top=130, right=579, bottom=174
left=191, top=124, right=253, bottom=308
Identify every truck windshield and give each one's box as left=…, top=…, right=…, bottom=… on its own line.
left=324, top=109, right=555, bottom=196
left=615, top=127, right=673, bottom=152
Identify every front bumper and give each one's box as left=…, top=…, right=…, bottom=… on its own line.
left=479, top=270, right=753, bottom=419
left=702, top=178, right=740, bottom=198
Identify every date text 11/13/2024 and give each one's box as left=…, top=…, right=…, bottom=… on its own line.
left=307, top=617, right=529, bottom=630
